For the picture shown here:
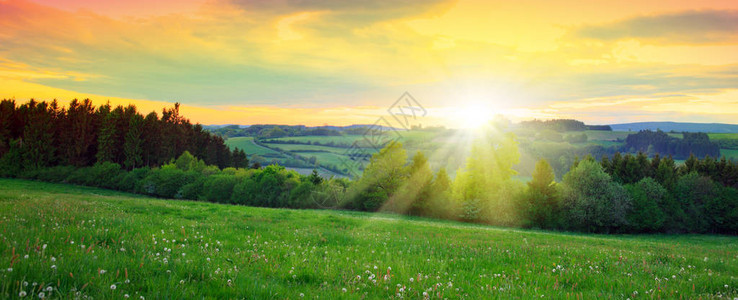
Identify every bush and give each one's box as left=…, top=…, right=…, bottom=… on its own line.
left=203, top=175, right=239, bottom=203
left=118, top=167, right=151, bottom=193
left=65, top=162, right=124, bottom=189
left=140, top=165, right=198, bottom=198
left=34, top=165, right=77, bottom=183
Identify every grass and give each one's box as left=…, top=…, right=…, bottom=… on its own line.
left=721, top=149, right=738, bottom=160
left=1, top=179, right=737, bottom=299
left=263, top=143, right=374, bottom=155
left=225, top=137, right=283, bottom=156
left=709, top=133, right=738, bottom=141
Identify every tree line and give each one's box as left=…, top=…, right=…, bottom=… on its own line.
left=519, top=119, right=612, bottom=132
left=624, top=130, right=720, bottom=159
left=0, top=99, right=249, bottom=176
left=1, top=100, right=736, bottom=235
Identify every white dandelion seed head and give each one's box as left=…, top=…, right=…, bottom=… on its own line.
left=110, top=284, right=116, bottom=290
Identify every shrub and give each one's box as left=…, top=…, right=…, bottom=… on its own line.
left=140, top=165, right=198, bottom=198
left=203, top=175, right=239, bottom=203
left=33, top=166, right=77, bottom=183
left=118, top=167, right=151, bottom=193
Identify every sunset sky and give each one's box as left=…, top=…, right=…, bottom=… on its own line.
left=1, top=0, right=738, bottom=127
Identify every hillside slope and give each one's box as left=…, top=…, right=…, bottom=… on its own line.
left=0, top=179, right=736, bottom=299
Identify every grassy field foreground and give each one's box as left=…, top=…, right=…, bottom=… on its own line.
left=0, top=179, right=736, bottom=299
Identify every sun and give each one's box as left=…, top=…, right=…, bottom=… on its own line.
left=455, top=101, right=495, bottom=129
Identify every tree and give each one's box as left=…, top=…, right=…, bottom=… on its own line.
left=123, top=114, right=144, bottom=170
left=673, top=172, right=719, bottom=233
left=398, top=151, right=433, bottom=215
left=560, top=159, right=631, bottom=233
left=452, top=124, right=521, bottom=225
left=231, top=148, right=249, bottom=169
left=62, top=99, right=97, bottom=166
left=519, top=159, right=560, bottom=229
left=21, top=100, right=57, bottom=169
left=96, top=104, right=117, bottom=164
left=625, top=177, right=667, bottom=233
left=350, top=141, right=408, bottom=211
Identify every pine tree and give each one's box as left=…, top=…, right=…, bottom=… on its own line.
left=123, top=114, right=144, bottom=170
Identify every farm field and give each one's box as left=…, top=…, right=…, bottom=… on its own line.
left=225, top=137, right=283, bottom=157
left=721, top=149, right=738, bottom=160
left=1, top=179, right=737, bottom=299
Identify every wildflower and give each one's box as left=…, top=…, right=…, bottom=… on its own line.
left=50, top=265, right=56, bottom=269
left=24, top=255, right=29, bottom=259
left=110, top=284, right=117, bottom=290
left=19, top=291, right=26, bottom=297
left=124, top=294, right=130, bottom=298
left=42, top=244, right=47, bottom=250
left=409, top=278, right=414, bottom=282
left=6, top=268, right=12, bottom=272
left=180, top=280, right=185, bottom=284
left=51, top=257, right=56, bottom=262
left=38, top=292, right=45, bottom=299
left=299, top=293, right=304, bottom=297
left=342, top=288, right=347, bottom=292
left=45, top=287, right=52, bottom=292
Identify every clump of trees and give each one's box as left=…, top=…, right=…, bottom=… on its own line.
left=0, top=99, right=249, bottom=177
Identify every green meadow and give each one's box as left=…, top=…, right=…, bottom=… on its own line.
left=1, top=179, right=736, bottom=299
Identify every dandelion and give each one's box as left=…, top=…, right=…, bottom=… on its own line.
left=45, top=287, right=52, bottom=292
left=51, top=257, right=56, bottom=262
left=6, top=268, right=12, bottom=272
left=342, top=288, right=347, bottom=293
left=24, top=254, right=29, bottom=259
left=409, top=277, right=414, bottom=282
left=110, top=284, right=117, bottom=290
left=38, top=292, right=45, bottom=299
left=50, top=265, right=56, bottom=269
left=19, top=291, right=26, bottom=297
left=299, top=293, right=304, bottom=297
left=124, top=294, right=130, bottom=298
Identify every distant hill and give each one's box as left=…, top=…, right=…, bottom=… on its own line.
left=610, top=122, right=738, bottom=133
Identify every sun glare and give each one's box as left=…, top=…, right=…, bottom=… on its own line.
left=456, top=101, right=495, bottom=129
